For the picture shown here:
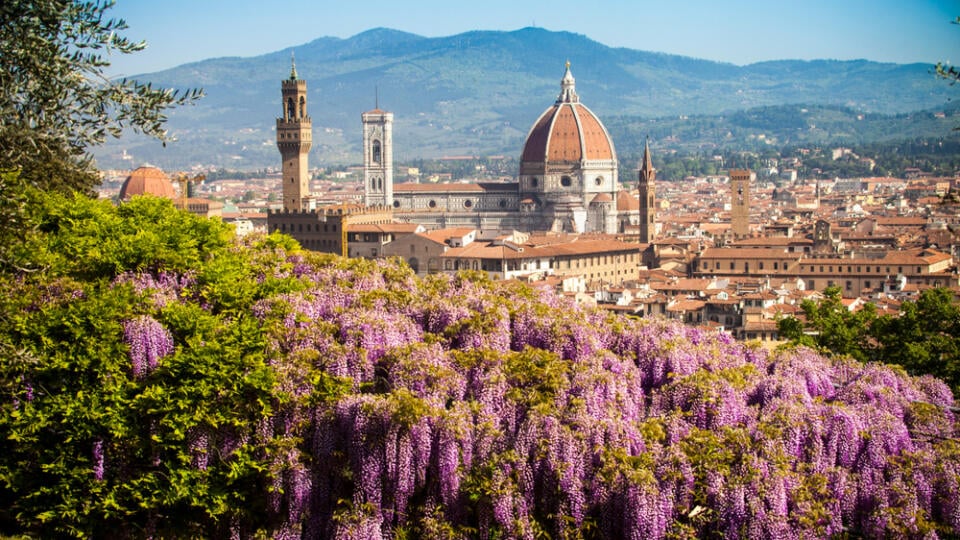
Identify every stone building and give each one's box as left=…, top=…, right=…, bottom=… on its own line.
left=368, top=63, right=646, bottom=235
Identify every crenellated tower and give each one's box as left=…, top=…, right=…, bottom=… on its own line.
left=276, top=55, right=312, bottom=211
left=637, top=138, right=656, bottom=244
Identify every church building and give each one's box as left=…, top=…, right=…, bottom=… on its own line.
left=270, top=61, right=657, bottom=250
left=367, top=63, right=652, bottom=236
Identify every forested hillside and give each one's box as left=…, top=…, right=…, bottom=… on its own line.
left=93, top=27, right=955, bottom=169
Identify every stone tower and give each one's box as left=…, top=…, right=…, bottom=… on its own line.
left=362, top=105, right=394, bottom=208
left=637, top=138, right=656, bottom=244
left=276, top=55, right=312, bottom=212
left=730, top=169, right=753, bottom=238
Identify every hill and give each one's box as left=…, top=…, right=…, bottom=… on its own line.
left=93, top=27, right=956, bottom=170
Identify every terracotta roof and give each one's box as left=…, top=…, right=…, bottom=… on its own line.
left=394, top=182, right=517, bottom=193
left=349, top=223, right=422, bottom=234
left=442, top=237, right=637, bottom=260
left=119, top=166, right=175, bottom=200
left=667, top=299, right=706, bottom=312
left=698, top=247, right=795, bottom=259
left=617, top=190, right=639, bottom=211
left=591, top=193, right=613, bottom=203
left=520, top=102, right=615, bottom=163
left=732, top=237, right=812, bottom=247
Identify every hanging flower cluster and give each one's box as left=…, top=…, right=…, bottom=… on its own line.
left=6, top=242, right=958, bottom=539
left=243, top=256, right=959, bottom=539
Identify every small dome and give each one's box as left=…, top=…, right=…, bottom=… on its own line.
left=591, top=193, right=613, bottom=204
left=119, top=166, right=175, bottom=200
left=520, top=64, right=615, bottom=163
left=617, top=190, right=639, bottom=212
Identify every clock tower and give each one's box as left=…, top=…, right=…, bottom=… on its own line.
left=276, top=55, right=312, bottom=211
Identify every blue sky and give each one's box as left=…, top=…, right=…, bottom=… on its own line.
left=106, top=0, right=959, bottom=77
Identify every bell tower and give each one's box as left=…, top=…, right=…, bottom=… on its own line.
left=362, top=102, right=393, bottom=208
left=638, top=138, right=656, bottom=244
left=276, top=54, right=312, bottom=211
left=730, top=169, right=753, bottom=238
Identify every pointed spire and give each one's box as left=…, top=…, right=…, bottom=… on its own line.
left=641, top=137, right=653, bottom=170
left=557, top=60, right=579, bottom=103
left=290, top=52, right=298, bottom=80
left=639, top=136, right=656, bottom=183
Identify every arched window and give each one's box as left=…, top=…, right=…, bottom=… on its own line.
left=378, top=178, right=383, bottom=190
left=298, top=96, right=306, bottom=118
left=286, top=97, right=295, bottom=119
left=372, top=140, right=382, bottom=164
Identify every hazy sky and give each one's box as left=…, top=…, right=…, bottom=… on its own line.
left=105, top=0, right=959, bottom=77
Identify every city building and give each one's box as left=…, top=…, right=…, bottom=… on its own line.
left=367, top=62, right=643, bottom=235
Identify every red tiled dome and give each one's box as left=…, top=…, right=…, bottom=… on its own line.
left=119, top=166, right=176, bottom=200
left=520, top=64, right=615, bottom=163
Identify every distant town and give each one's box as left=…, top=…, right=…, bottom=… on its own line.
left=100, top=63, right=960, bottom=345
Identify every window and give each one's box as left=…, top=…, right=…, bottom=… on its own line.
left=531, top=177, right=539, bottom=188
left=774, top=262, right=779, bottom=270
left=759, top=262, right=764, bottom=270
left=846, top=280, right=852, bottom=290
left=463, top=199, right=473, bottom=208
left=428, top=200, right=437, bottom=208
left=561, top=176, right=572, bottom=187
left=730, top=262, right=735, bottom=270
left=372, top=140, right=382, bottom=164
left=393, top=200, right=400, bottom=208
left=499, top=199, right=507, bottom=208
left=595, top=176, right=604, bottom=186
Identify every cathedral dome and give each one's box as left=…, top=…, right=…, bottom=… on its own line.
left=119, top=166, right=176, bottom=200
left=520, top=63, right=615, bottom=163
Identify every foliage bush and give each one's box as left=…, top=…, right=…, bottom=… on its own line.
left=0, top=190, right=957, bottom=538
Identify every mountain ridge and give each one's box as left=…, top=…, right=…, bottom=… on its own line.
left=94, top=27, right=955, bottom=170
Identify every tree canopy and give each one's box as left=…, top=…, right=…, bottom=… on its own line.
left=0, top=0, right=202, bottom=192
left=778, top=286, right=960, bottom=394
